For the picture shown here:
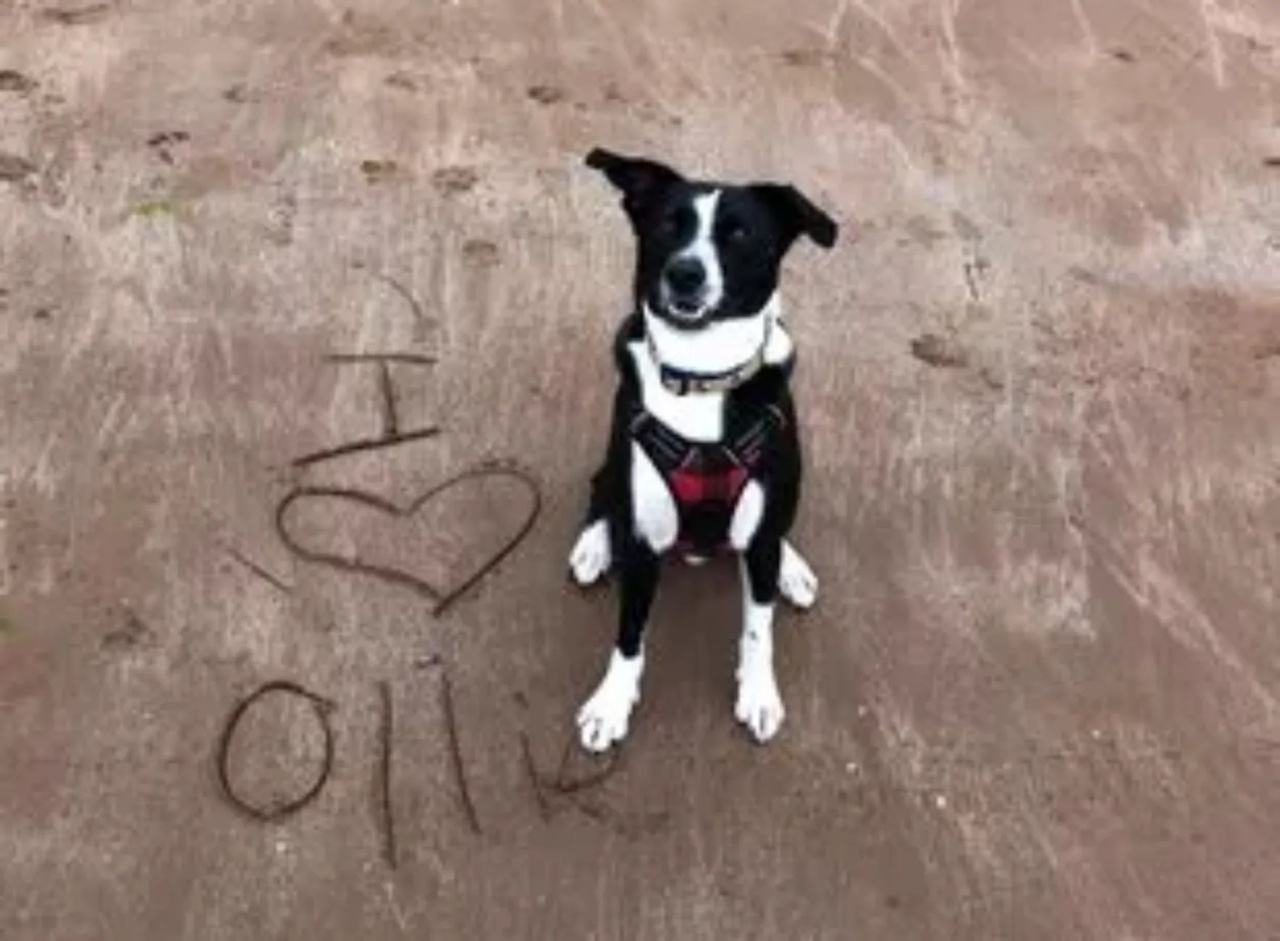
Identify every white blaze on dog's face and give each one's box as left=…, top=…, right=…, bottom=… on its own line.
left=660, top=190, right=725, bottom=320
left=584, top=148, right=838, bottom=338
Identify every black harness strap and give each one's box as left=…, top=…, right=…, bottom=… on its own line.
left=628, top=403, right=788, bottom=554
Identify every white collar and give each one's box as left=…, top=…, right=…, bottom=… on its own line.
left=641, top=293, right=789, bottom=387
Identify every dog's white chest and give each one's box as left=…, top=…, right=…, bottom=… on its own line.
left=626, top=341, right=724, bottom=442
left=626, top=344, right=722, bottom=552
left=629, top=443, right=766, bottom=554
left=625, top=342, right=772, bottom=555
left=623, top=313, right=793, bottom=555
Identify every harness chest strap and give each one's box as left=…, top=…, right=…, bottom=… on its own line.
left=629, top=403, right=788, bottom=508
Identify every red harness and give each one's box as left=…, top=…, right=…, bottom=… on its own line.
left=630, top=404, right=785, bottom=556
left=670, top=463, right=750, bottom=507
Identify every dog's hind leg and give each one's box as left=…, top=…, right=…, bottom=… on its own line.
left=778, top=539, right=818, bottom=609
left=569, top=520, right=612, bottom=586
left=572, top=528, right=817, bottom=607
left=568, top=448, right=619, bottom=586
left=573, top=527, right=814, bottom=606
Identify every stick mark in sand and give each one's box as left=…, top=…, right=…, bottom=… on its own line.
left=377, top=681, right=398, bottom=868
left=216, top=680, right=336, bottom=822
left=440, top=668, right=483, bottom=835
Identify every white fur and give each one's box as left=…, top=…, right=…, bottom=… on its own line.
left=569, top=520, right=611, bottom=585
left=626, top=300, right=792, bottom=445
left=778, top=541, right=818, bottom=608
left=728, top=481, right=765, bottom=550
left=761, top=305, right=793, bottom=364
left=568, top=517, right=819, bottom=608
left=630, top=442, right=679, bottom=552
left=627, top=340, right=725, bottom=442
left=578, top=648, right=644, bottom=752
left=642, top=293, right=789, bottom=378
left=571, top=281, right=807, bottom=749
left=735, top=558, right=785, bottom=742
left=681, top=190, right=724, bottom=311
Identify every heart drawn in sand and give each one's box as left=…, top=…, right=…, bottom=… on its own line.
left=274, top=462, right=541, bottom=615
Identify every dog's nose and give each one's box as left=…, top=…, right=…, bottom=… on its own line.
left=664, top=256, right=706, bottom=296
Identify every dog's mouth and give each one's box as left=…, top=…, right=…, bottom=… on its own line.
left=669, top=297, right=706, bottom=319
left=657, top=293, right=717, bottom=329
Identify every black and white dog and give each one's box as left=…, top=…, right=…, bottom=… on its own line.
left=569, top=148, right=838, bottom=752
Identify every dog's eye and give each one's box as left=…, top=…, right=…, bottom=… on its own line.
left=724, top=221, right=748, bottom=242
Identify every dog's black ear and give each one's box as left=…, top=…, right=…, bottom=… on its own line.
left=584, top=148, right=683, bottom=217
left=753, top=183, right=838, bottom=250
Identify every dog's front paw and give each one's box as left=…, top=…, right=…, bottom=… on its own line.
left=735, top=667, right=785, bottom=744
left=576, top=650, right=642, bottom=752
left=569, top=520, right=612, bottom=586
left=779, top=540, right=818, bottom=610
left=577, top=689, right=634, bottom=753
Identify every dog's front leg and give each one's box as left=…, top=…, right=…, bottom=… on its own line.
left=576, top=540, right=659, bottom=752
left=576, top=443, right=674, bottom=751
left=736, top=536, right=786, bottom=743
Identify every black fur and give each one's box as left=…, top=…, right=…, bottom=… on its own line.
left=584, top=148, right=837, bottom=329
left=580, top=315, right=802, bottom=657
left=577, top=150, right=837, bottom=675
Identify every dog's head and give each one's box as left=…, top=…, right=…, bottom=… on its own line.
left=585, top=148, right=837, bottom=331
